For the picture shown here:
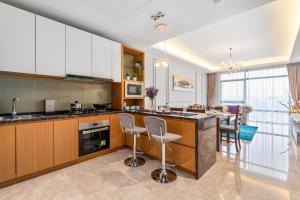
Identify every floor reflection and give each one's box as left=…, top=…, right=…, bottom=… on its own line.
left=221, top=121, right=294, bottom=181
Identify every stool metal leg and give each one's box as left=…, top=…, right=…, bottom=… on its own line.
left=151, top=142, right=177, bottom=183
left=124, top=134, right=145, bottom=167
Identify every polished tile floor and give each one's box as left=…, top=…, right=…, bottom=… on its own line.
left=0, top=122, right=299, bottom=200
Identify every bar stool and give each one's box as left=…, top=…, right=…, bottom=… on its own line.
left=118, top=113, right=146, bottom=167
left=143, top=116, right=182, bottom=183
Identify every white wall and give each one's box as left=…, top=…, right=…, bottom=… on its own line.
left=144, top=47, right=208, bottom=108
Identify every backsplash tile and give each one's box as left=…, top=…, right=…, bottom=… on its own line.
left=0, top=75, right=111, bottom=114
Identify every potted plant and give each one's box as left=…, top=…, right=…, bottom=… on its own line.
left=145, top=86, right=159, bottom=111
left=126, top=73, right=131, bottom=80
left=279, top=96, right=300, bottom=114
left=132, top=74, right=138, bottom=81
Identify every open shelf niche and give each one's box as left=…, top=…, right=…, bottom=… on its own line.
left=111, top=45, right=145, bottom=110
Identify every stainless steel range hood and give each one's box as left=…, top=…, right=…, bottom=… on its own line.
left=64, top=74, right=113, bottom=83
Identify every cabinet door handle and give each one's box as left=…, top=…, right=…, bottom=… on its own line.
left=81, top=127, right=109, bottom=135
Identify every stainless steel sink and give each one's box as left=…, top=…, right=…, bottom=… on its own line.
left=0, top=114, right=45, bottom=121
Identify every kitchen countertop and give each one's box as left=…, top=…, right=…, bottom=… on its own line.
left=0, top=110, right=121, bottom=124
left=125, top=109, right=216, bottom=122
left=0, top=109, right=217, bottom=124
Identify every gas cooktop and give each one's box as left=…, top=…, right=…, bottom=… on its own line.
left=70, top=108, right=111, bottom=115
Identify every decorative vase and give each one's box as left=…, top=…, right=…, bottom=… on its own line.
left=149, top=97, right=156, bottom=111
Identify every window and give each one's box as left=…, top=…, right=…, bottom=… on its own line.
left=221, top=80, right=244, bottom=104
left=220, top=72, right=245, bottom=105
left=220, top=66, right=289, bottom=124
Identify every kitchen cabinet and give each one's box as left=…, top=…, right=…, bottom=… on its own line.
left=36, top=15, right=66, bottom=77
left=111, top=41, right=122, bottom=82
left=109, top=114, right=125, bottom=149
left=0, top=2, right=35, bottom=74
left=16, top=121, right=54, bottom=176
left=54, top=118, right=79, bottom=166
left=0, top=125, right=16, bottom=183
left=66, top=26, right=92, bottom=76
left=92, top=34, right=112, bottom=79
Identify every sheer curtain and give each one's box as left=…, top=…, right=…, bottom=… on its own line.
left=220, top=72, right=245, bottom=105
left=220, top=66, right=289, bottom=124
left=207, top=73, right=218, bottom=106
left=287, top=63, right=300, bottom=107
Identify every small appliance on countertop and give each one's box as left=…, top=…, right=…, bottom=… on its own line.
left=45, top=99, right=55, bottom=114
left=70, top=100, right=82, bottom=115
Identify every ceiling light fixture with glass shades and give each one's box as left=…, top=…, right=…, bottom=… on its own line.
left=151, top=11, right=169, bottom=68
left=153, top=40, right=169, bottom=68
left=220, top=47, right=242, bottom=72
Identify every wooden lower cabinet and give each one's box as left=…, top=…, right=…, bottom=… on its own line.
left=109, top=114, right=125, bottom=149
left=54, top=118, right=79, bottom=166
left=16, top=121, right=54, bottom=176
left=0, top=125, right=16, bottom=182
left=54, top=118, right=79, bottom=165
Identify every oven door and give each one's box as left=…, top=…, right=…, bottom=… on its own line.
left=125, top=81, right=144, bottom=98
left=79, top=126, right=110, bottom=156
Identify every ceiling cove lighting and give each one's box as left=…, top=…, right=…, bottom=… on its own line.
left=220, top=48, right=242, bottom=72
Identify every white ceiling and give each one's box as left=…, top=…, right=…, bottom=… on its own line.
left=153, top=0, right=300, bottom=71
left=2, top=0, right=273, bottom=49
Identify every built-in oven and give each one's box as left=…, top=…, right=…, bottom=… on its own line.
left=79, top=119, right=110, bottom=156
left=124, top=80, right=144, bottom=98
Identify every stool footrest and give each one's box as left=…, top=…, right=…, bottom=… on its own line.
left=166, top=164, right=175, bottom=167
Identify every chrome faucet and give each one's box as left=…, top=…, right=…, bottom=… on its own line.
left=11, top=98, right=20, bottom=118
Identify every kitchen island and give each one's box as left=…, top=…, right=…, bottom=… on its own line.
left=125, top=110, right=217, bottom=179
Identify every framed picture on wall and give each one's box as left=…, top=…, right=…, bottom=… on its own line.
left=173, top=75, right=195, bottom=92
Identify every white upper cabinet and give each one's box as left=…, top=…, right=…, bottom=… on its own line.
left=111, top=41, right=122, bottom=82
left=66, top=26, right=91, bottom=76
left=91, top=34, right=112, bottom=79
left=36, top=15, right=66, bottom=77
left=0, top=2, right=35, bottom=74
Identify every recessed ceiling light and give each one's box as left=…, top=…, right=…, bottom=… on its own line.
left=155, top=23, right=168, bottom=32
left=214, top=0, right=225, bottom=6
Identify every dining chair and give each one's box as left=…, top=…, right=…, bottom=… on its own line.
left=219, top=113, right=241, bottom=152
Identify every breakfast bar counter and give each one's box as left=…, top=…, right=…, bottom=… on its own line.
left=125, top=110, right=217, bottom=179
